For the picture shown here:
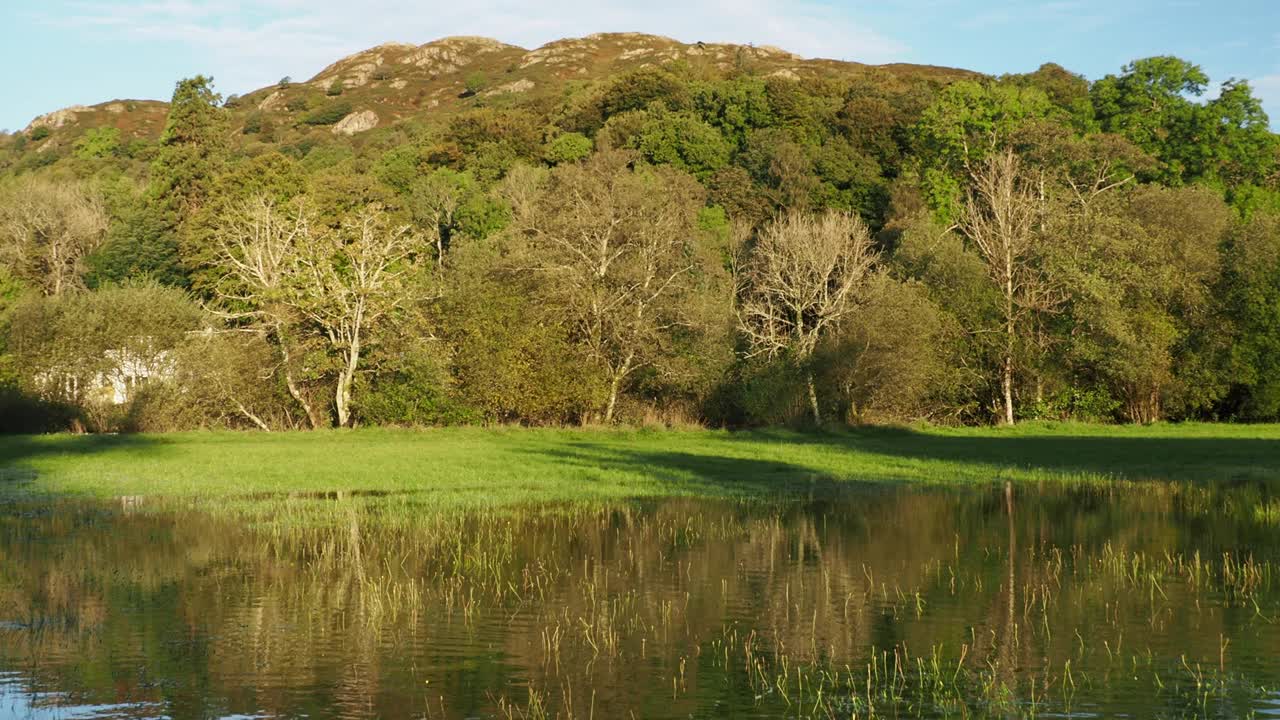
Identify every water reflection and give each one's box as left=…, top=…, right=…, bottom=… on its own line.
left=2, top=480, right=1280, bottom=718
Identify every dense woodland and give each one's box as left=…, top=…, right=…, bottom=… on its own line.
left=1, top=38, right=1278, bottom=431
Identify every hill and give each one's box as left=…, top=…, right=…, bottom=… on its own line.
left=16, top=33, right=979, bottom=150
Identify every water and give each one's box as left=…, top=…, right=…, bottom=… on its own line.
left=3, top=481, right=1280, bottom=718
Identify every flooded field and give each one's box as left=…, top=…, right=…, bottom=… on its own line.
left=3, top=481, right=1280, bottom=718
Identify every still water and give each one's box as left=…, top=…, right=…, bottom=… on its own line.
left=3, top=482, right=1280, bottom=718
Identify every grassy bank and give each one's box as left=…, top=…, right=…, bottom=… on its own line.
left=2, top=422, right=1278, bottom=507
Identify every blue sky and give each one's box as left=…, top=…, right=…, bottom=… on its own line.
left=2, top=0, right=1277, bottom=132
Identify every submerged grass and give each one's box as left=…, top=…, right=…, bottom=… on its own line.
left=1, top=422, right=1279, bottom=509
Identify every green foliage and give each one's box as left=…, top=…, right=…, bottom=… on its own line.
left=301, top=101, right=353, bottom=126
left=1220, top=211, right=1280, bottom=419
left=73, top=127, right=121, bottom=160
left=7, top=281, right=205, bottom=431
left=87, top=201, right=188, bottom=288
left=600, top=66, right=691, bottom=117
left=692, top=77, right=773, bottom=148
left=242, top=110, right=268, bottom=135
left=544, top=132, right=593, bottom=164
left=1092, top=57, right=1276, bottom=187
left=463, top=72, right=488, bottom=96
left=29, top=126, right=50, bottom=141
left=356, top=346, right=477, bottom=426
left=915, top=80, right=1056, bottom=172
left=326, top=80, right=344, bottom=96
left=149, top=75, right=227, bottom=231
left=631, top=109, right=731, bottom=179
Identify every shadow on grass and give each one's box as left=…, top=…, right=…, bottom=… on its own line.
left=534, top=442, right=868, bottom=501
left=531, top=425, right=1280, bottom=498
left=745, top=426, right=1280, bottom=484
left=0, top=434, right=164, bottom=492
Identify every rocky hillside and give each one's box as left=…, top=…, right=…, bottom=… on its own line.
left=19, top=33, right=977, bottom=148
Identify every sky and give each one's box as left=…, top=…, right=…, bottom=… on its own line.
left=1, top=0, right=1278, bottom=132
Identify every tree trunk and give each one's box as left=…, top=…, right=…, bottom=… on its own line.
left=335, top=342, right=360, bottom=428
left=1003, top=258, right=1016, bottom=426
left=603, top=351, right=634, bottom=424
left=275, top=327, right=321, bottom=429
left=806, top=370, right=821, bottom=425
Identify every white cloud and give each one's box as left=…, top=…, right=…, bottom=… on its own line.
left=56, top=0, right=909, bottom=98
left=1254, top=73, right=1280, bottom=126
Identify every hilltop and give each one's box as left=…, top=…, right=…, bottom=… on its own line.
left=16, top=33, right=978, bottom=149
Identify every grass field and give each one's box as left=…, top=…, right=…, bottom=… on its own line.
left=2, top=422, right=1278, bottom=508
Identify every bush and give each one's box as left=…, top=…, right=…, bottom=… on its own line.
left=301, top=101, right=353, bottom=126
left=544, top=132, right=593, bottom=164
left=29, top=126, right=50, bottom=141
left=73, top=127, right=121, bottom=159
left=0, top=385, right=78, bottom=433
left=7, top=282, right=207, bottom=432
left=356, top=350, right=478, bottom=426
left=463, top=72, right=488, bottom=97
left=326, top=80, right=344, bottom=97
left=285, top=96, right=310, bottom=113
left=242, top=111, right=267, bottom=135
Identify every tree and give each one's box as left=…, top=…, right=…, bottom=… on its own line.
left=1090, top=57, right=1275, bottom=186
left=151, top=75, right=227, bottom=218
left=514, top=151, right=710, bottom=422
left=632, top=109, right=732, bottom=179
left=212, top=196, right=423, bottom=427
left=913, top=81, right=1056, bottom=222
left=958, top=148, right=1058, bottom=425
left=738, top=210, right=879, bottom=423
left=0, top=177, right=108, bottom=296
left=288, top=205, right=421, bottom=427
left=210, top=197, right=324, bottom=428
left=121, top=75, right=229, bottom=289
left=1221, top=210, right=1280, bottom=419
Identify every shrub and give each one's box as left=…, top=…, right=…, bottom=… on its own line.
left=73, top=127, right=121, bottom=159
left=242, top=111, right=266, bottom=135
left=544, top=132, right=593, bottom=164
left=326, top=80, right=344, bottom=96
left=301, top=101, right=353, bottom=126
left=356, top=349, right=478, bottom=426
left=463, top=72, right=488, bottom=97
left=285, top=96, right=310, bottom=113
left=29, top=126, right=50, bottom=141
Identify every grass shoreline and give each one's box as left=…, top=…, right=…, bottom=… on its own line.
left=2, top=422, right=1278, bottom=508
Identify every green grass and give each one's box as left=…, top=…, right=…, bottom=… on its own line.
left=2, top=422, right=1278, bottom=508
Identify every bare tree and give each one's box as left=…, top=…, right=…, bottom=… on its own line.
left=211, top=196, right=421, bottom=428
left=211, top=196, right=324, bottom=428
left=959, top=148, right=1060, bottom=425
left=289, top=205, right=420, bottom=427
left=738, top=210, right=879, bottom=423
left=517, top=152, right=704, bottom=422
left=0, top=177, right=107, bottom=296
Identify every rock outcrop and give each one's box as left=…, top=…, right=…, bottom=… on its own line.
left=331, top=109, right=379, bottom=135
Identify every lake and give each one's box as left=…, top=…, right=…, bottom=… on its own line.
left=3, top=480, right=1280, bottom=718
